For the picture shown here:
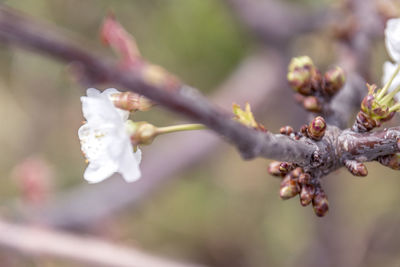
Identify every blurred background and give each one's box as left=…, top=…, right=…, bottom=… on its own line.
left=1, top=0, right=400, bottom=266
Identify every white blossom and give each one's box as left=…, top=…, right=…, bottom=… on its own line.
left=385, top=18, right=400, bottom=62
left=78, top=88, right=141, bottom=183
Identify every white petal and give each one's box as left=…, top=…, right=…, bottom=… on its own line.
left=385, top=18, right=400, bottom=62
left=118, top=148, right=142, bottom=182
left=382, top=61, right=400, bottom=101
left=86, top=88, right=101, bottom=97
left=84, top=161, right=118, bottom=183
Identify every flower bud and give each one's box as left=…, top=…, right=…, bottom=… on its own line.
left=312, top=189, right=329, bottom=217
left=279, top=175, right=300, bottom=200
left=291, top=167, right=303, bottom=178
left=307, top=116, right=326, bottom=141
left=298, top=172, right=312, bottom=185
left=268, top=161, right=284, bottom=177
left=280, top=126, right=294, bottom=135
left=300, top=184, right=315, bottom=207
left=279, top=162, right=295, bottom=174
left=127, top=121, right=158, bottom=145
left=111, top=92, right=153, bottom=111
left=324, top=67, right=345, bottom=96
left=288, top=56, right=314, bottom=72
left=377, top=154, right=400, bottom=170
left=303, top=96, right=322, bottom=113
left=344, top=160, right=368, bottom=176
left=287, top=68, right=312, bottom=95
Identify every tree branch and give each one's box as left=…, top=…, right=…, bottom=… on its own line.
left=0, top=5, right=315, bottom=165
left=0, top=220, right=204, bottom=267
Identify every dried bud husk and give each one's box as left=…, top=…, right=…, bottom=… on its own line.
left=344, top=160, right=368, bottom=176
left=324, top=67, right=345, bottom=96
left=268, top=161, right=284, bottom=177
left=300, top=125, right=308, bottom=136
left=303, top=96, right=322, bottom=113
left=307, top=116, right=326, bottom=141
left=280, top=175, right=300, bottom=200
left=300, top=184, right=315, bottom=207
left=280, top=126, right=294, bottom=135
left=111, top=92, right=153, bottom=111
left=377, top=154, right=400, bottom=170
left=298, top=172, right=312, bottom=185
left=312, top=189, right=329, bottom=217
left=352, top=111, right=379, bottom=132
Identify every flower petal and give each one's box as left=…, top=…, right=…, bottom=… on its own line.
left=385, top=18, right=400, bottom=62
left=84, top=161, right=119, bottom=183
left=383, top=61, right=400, bottom=102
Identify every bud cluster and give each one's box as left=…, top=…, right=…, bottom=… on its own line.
left=353, top=84, right=397, bottom=132
left=267, top=162, right=329, bottom=217
left=287, top=56, right=346, bottom=113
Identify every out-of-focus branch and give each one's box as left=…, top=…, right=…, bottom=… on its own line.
left=21, top=51, right=288, bottom=229
left=223, top=0, right=328, bottom=45
left=0, top=5, right=315, bottom=165
left=0, top=220, right=204, bottom=267
left=327, top=0, right=383, bottom=128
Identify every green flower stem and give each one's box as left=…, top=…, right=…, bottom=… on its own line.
left=381, top=84, right=400, bottom=105
left=377, top=63, right=400, bottom=100
left=156, top=124, right=206, bottom=135
left=389, top=102, right=400, bottom=112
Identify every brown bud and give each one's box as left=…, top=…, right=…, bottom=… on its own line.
left=298, top=172, right=312, bottom=185
left=279, top=162, right=295, bottom=174
left=268, top=161, right=284, bottom=177
left=377, top=154, right=400, bottom=170
left=344, top=160, right=368, bottom=176
left=111, top=92, right=153, bottom=111
left=280, top=176, right=300, bottom=200
left=280, top=126, right=294, bottom=135
left=303, top=96, right=322, bottom=113
left=352, top=111, right=378, bottom=132
left=291, top=167, right=303, bottom=178
left=307, top=116, right=326, bottom=141
left=300, top=184, right=315, bottom=207
left=324, top=67, right=345, bottom=96
left=300, top=125, right=308, bottom=136
left=312, top=189, right=329, bottom=217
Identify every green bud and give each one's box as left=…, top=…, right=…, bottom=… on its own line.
left=303, top=96, right=322, bottom=113
left=324, top=67, right=345, bottom=96
left=288, top=56, right=314, bottom=72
